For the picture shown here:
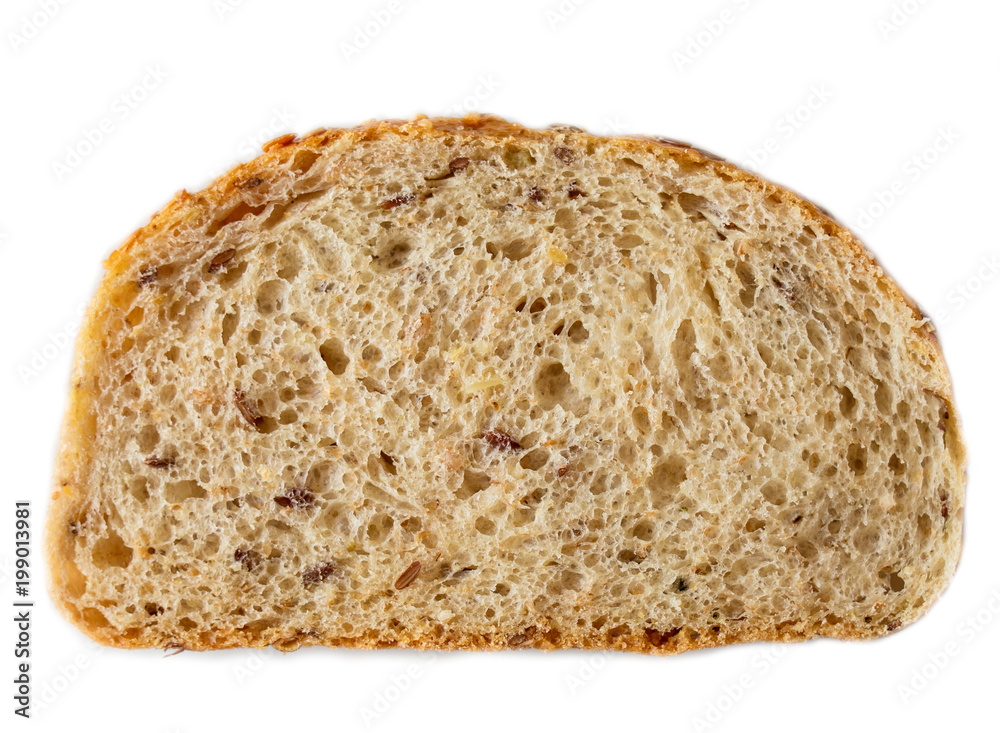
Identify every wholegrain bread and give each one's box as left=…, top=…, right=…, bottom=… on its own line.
left=45, top=114, right=966, bottom=654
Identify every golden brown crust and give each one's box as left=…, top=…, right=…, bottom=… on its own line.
left=45, top=114, right=966, bottom=653
left=62, top=614, right=879, bottom=654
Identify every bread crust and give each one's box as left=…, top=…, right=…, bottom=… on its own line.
left=45, top=114, right=966, bottom=653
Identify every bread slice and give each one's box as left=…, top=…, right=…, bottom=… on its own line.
left=45, top=114, right=966, bottom=654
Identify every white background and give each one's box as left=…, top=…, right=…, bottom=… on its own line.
left=1, top=0, right=997, bottom=731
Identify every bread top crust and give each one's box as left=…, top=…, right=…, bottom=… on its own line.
left=45, top=114, right=966, bottom=652
left=108, top=113, right=954, bottom=371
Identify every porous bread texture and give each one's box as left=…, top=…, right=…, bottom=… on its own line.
left=46, top=115, right=966, bottom=654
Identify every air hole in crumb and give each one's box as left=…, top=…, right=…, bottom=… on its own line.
left=708, top=353, right=732, bottom=381
left=222, top=310, right=240, bottom=345
left=618, top=549, right=641, bottom=564
left=757, top=344, right=775, bottom=368
left=128, top=477, right=149, bottom=502
left=276, top=247, right=303, bottom=281
left=614, top=233, right=644, bottom=250
left=631, top=406, right=651, bottom=434
left=647, top=454, right=687, bottom=507
left=475, top=517, right=496, bottom=535
left=511, top=507, right=535, bottom=527
left=646, top=273, right=659, bottom=305
left=458, top=470, right=490, bottom=500
left=376, top=240, right=412, bottom=270
left=702, top=282, right=721, bottom=315
left=207, top=202, right=267, bottom=236
left=92, top=530, right=133, bottom=569
left=366, top=513, right=394, bottom=543
left=255, top=279, right=289, bottom=315
left=320, top=338, right=349, bottom=375
left=875, top=380, right=893, bottom=415
left=380, top=451, right=397, bottom=474
left=519, top=449, right=548, bottom=471
left=678, top=192, right=711, bottom=216
left=760, top=480, right=787, bottom=505
left=502, top=146, right=535, bottom=170
left=796, top=540, right=818, bottom=560
left=806, top=320, right=828, bottom=354
left=81, top=608, right=110, bottom=629
left=164, top=480, right=207, bottom=503
left=888, top=571, right=905, bottom=592
left=290, top=148, right=320, bottom=175
left=535, top=361, right=572, bottom=410
left=137, top=425, right=159, bottom=453
left=500, top=239, right=533, bottom=261
left=630, top=520, right=655, bottom=541
left=672, top=320, right=704, bottom=405
left=847, top=443, right=867, bottom=474
left=567, top=320, right=589, bottom=343
left=838, top=386, right=858, bottom=418
left=735, top=261, right=757, bottom=308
